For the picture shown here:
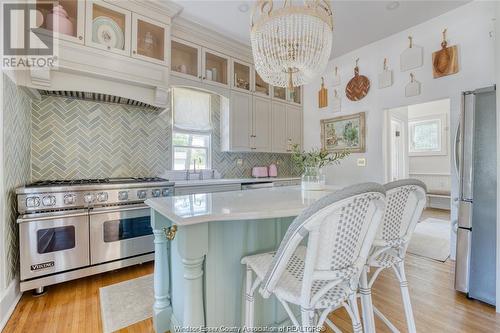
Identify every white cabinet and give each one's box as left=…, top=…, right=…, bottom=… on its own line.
left=85, top=0, right=132, bottom=56
left=131, top=13, right=169, bottom=65
left=222, top=91, right=272, bottom=152
left=228, top=91, right=253, bottom=151
left=170, top=38, right=230, bottom=88
left=252, top=96, right=272, bottom=151
left=35, top=0, right=85, bottom=44
left=271, top=102, right=288, bottom=153
left=286, top=105, right=303, bottom=151
left=271, top=102, right=303, bottom=153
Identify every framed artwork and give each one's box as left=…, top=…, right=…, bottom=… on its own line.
left=320, top=112, right=366, bottom=153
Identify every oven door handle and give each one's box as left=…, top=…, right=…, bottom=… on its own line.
left=17, top=210, right=89, bottom=223
left=89, top=204, right=149, bottom=215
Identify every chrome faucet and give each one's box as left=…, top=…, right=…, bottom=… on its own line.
left=186, top=158, right=203, bottom=180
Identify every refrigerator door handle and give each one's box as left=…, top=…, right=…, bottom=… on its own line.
left=461, top=92, right=475, bottom=201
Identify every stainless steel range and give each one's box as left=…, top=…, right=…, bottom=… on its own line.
left=16, top=177, right=174, bottom=293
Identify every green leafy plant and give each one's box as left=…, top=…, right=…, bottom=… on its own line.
left=291, top=144, right=349, bottom=172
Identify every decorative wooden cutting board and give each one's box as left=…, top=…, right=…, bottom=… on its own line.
left=332, top=89, right=341, bottom=113
left=401, top=36, right=423, bottom=71
left=405, top=73, right=421, bottom=97
left=318, top=77, right=328, bottom=108
left=346, top=59, right=370, bottom=101
left=378, top=58, right=393, bottom=89
left=433, top=29, right=459, bottom=78
left=332, top=66, right=341, bottom=86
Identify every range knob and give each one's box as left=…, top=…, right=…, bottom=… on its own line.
left=26, top=197, right=40, bottom=208
left=137, top=190, right=147, bottom=199
left=42, top=195, right=56, bottom=206
left=118, top=191, right=128, bottom=201
left=84, top=193, right=95, bottom=203
left=64, top=194, right=76, bottom=205
left=97, top=192, right=108, bottom=202
left=152, top=189, right=161, bottom=197
left=162, top=188, right=172, bottom=197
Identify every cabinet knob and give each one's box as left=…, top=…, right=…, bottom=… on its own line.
left=203, top=77, right=206, bottom=80
left=78, top=36, right=83, bottom=40
left=107, top=46, right=111, bottom=50
left=133, top=50, right=136, bottom=54
left=198, top=75, right=202, bottom=79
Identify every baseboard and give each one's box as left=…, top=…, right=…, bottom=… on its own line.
left=0, top=276, right=21, bottom=331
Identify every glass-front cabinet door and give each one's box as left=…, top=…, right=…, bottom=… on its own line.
left=132, top=13, right=168, bottom=65
left=232, top=59, right=252, bottom=93
left=202, top=49, right=229, bottom=87
left=85, top=0, right=131, bottom=56
left=273, top=86, right=287, bottom=101
left=254, top=71, right=270, bottom=98
left=35, top=0, right=85, bottom=44
left=171, top=38, right=201, bottom=80
left=288, top=86, right=302, bottom=105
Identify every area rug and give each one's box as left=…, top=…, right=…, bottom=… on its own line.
left=407, top=218, right=450, bottom=262
left=99, top=274, right=153, bottom=332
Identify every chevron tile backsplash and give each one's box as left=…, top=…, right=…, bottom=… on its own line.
left=3, top=74, right=31, bottom=284
left=31, top=94, right=297, bottom=180
left=31, top=97, right=171, bottom=180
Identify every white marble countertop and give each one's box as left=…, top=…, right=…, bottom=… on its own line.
left=146, top=185, right=339, bottom=225
left=173, top=177, right=300, bottom=188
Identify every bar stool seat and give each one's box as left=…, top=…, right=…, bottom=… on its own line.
left=243, top=246, right=358, bottom=309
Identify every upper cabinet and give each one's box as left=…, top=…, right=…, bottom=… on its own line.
left=171, top=39, right=230, bottom=88
left=202, top=49, right=229, bottom=88
left=273, top=86, right=287, bottom=101
left=231, top=59, right=252, bottom=93
left=36, top=0, right=85, bottom=44
left=289, top=86, right=302, bottom=105
left=132, top=13, right=169, bottom=65
left=254, top=71, right=270, bottom=98
left=171, top=38, right=201, bottom=80
left=85, top=1, right=131, bottom=56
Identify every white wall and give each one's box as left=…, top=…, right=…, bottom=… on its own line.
left=303, top=1, right=495, bottom=186
left=303, top=0, right=496, bottom=261
left=408, top=99, right=451, bottom=176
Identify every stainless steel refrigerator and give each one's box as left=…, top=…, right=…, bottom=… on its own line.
left=455, top=86, right=497, bottom=305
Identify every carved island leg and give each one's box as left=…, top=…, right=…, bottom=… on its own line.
left=151, top=211, right=173, bottom=333
left=176, top=223, right=209, bottom=328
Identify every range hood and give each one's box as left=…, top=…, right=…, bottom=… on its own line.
left=38, top=90, right=163, bottom=112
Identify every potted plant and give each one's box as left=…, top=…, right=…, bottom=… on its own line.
left=291, top=144, right=349, bottom=190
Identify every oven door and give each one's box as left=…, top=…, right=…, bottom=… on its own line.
left=89, top=205, right=153, bottom=265
left=18, top=210, right=90, bottom=280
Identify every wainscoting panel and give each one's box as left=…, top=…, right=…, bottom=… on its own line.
left=31, top=97, right=171, bottom=181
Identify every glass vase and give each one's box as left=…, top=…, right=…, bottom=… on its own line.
left=301, top=166, right=326, bottom=191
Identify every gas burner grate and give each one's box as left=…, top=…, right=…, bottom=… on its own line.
left=25, top=177, right=168, bottom=187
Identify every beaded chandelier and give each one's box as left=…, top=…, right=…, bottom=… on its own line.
left=250, top=0, right=334, bottom=88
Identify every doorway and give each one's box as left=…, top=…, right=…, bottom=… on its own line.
left=385, top=98, right=452, bottom=262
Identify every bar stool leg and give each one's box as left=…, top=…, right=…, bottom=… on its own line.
left=394, top=261, right=416, bottom=333
left=244, top=266, right=255, bottom=328
left=360, top=265, right=376, bottom=333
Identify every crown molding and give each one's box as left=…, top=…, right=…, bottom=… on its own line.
left=171, top=16, right=253, bottom=63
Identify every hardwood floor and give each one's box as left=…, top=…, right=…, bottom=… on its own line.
left=4, top=250, right=500, bottom=333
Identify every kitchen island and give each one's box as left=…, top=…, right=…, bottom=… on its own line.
left=145, top=186, right=338, bottom=333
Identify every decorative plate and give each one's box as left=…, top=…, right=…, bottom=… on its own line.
left=92, top=16, right=124, bottom=50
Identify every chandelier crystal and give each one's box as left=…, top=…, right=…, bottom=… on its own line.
left=250, top=0, right=334, bottom=88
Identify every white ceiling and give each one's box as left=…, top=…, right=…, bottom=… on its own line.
left=170, top=0, right=469, bottom=58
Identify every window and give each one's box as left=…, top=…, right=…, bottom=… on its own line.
left=408, top=114, right=447, bottom=156
left=172, top=88, right=211, bottom=170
